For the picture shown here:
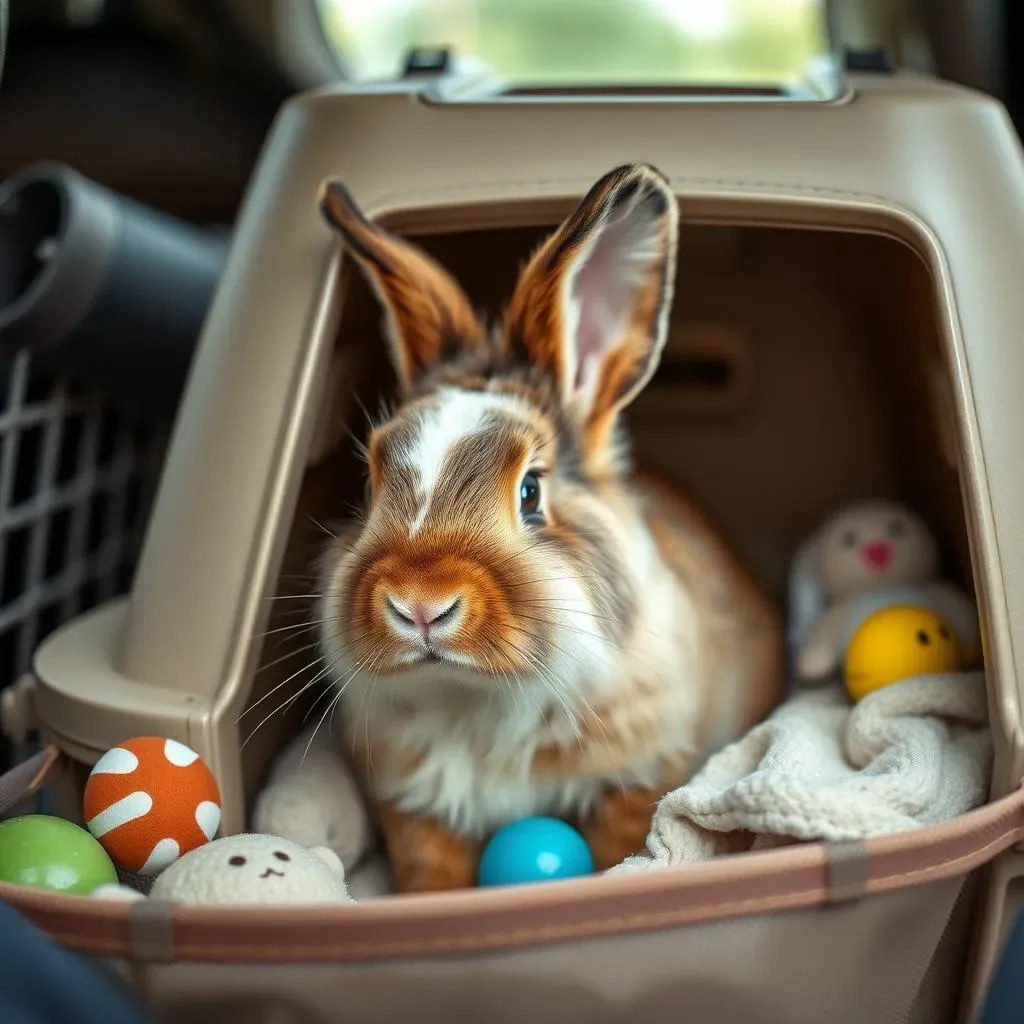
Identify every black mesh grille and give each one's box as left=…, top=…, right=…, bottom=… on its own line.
left=0, top=350, right=169, bottom=764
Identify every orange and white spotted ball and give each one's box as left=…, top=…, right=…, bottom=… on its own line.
left=83, top=737, right=221, bottom=875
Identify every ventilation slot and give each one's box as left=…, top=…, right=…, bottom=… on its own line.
left=644, top=325, right=751, bottom=419
left=658, top=354, right=736, bottom=390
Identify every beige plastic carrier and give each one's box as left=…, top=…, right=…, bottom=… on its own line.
left=3, top=67, right=1024, bottom=1023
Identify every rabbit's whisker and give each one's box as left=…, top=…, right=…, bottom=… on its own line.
left=495, top=634, right=584, bottom=745
left=508, top=573, right=601, bottom=588
left=307, top=516, right=338, bottom=539
left=516, top=600, right=623, bottom=621
left=240, top=661, right=331, bottom=750
left=254, top=615, right=335, bottom=639
left=358, top=648, right=388, bottom=776
left=238, top=630, right=365, bottom=741
left=299, top=654, right=371, bottom=766
left=253, top=626, right=350, bottom=677
left=496, top=622, right=612, bottom=738
left=511, top=611, right=613, bottom=648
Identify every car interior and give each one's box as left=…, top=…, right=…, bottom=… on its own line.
left=0, top=3, right=1023, bottom=1023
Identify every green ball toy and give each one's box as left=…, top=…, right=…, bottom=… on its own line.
left=0, top=814, right=118, bottom=895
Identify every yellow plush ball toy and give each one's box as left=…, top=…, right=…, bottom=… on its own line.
left=843, top=605, right=961, bottom=702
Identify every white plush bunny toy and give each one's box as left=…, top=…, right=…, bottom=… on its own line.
left=790, top=499, right=981, bottom=683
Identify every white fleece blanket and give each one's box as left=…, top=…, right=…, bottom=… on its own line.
left=612, top=671, right=992, bottom=872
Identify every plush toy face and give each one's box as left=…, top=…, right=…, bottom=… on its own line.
left=818, top=501, right=938, bottom=600
left=149, top=834, right=353, bottom=905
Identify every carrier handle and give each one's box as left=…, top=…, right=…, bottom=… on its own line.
left=0, top=744, right=62, bottom=818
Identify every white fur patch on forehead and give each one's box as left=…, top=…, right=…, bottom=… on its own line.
left=405, top=387, right=532, bottom=533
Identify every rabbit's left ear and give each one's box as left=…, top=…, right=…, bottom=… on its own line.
left=319, top=180, right=486, bottom=394
left=505, top=163, right=678, bottom=455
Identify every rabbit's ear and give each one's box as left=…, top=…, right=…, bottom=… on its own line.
left=319, top=180, right=485, bottom=392
left=505, top=164, right=678, bottom=454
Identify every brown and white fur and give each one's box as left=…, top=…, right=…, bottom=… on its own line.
left=314, top=164, right=782, bottom=891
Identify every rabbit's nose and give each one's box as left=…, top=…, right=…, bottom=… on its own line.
left=385, top=594, right=462, bottom=637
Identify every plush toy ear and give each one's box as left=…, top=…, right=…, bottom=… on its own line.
left=504, top=163, right=678, bottom=456
left=787, top=532, right=825, bottom=665
left=319, top=180, right=486, bottom=393
left=310, top=845, right=346, bottom=879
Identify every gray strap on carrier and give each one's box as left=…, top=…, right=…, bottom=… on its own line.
left=128, top=899, right=177, bottom=964
left=824, top=839, right=870, bottom=903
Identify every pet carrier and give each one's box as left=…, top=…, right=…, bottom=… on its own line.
left=2, top=66, right=1024, bottom=1024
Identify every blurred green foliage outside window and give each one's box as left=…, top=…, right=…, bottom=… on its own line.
left=315, top=0, right=830, bottom=89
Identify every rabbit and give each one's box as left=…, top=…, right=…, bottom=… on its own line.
left=309, top=163, right=784, bottom=892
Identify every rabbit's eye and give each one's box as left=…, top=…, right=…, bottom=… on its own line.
left=889, top=519, right=906, bottom=538
left=841, top=530, right=857, bottom=548
left=229, top=856, right=246, bottom=867
left=274, top=851, right=291, bottom=862
left=519, top=471, right=543, bottom=523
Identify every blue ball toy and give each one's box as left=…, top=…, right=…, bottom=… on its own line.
left=477, top=817, right=595, bottom=887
